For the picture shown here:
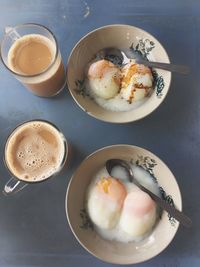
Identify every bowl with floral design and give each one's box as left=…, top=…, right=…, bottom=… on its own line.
left=67, top=24, right=171, bottom=123
left=66, top=144, right=181, bottom=264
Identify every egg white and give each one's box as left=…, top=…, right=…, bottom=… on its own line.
left=119, top=201, right=157, bottom=237
left=86, top=164, right=160, bottom=243
left=87, top=188, right=121, bottom=229
left=120, top=72, right=153, bottom=103
left=88, top=63, right=120, bottom=99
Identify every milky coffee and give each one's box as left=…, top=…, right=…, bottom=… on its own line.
left=5, top=121, right=66, bottom=182
left=7, top=34, right=66, bottom=97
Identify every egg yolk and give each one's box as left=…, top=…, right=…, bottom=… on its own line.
left=97, top=177, right=127, bottom=204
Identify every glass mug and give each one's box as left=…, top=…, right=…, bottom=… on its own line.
left=3, top=119, right=68, bottom=195
left=0, top=23, right=66, bottom=97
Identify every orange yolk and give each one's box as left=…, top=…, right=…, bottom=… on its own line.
left=97, top=176, right=127, bottom=205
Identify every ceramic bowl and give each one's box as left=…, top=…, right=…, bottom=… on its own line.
left=67, top=24, right=171, bottom=123
left=66, top=145, right=181, bottom=264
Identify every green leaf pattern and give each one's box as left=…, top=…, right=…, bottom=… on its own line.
left=79, top=209, right=94, bottom=230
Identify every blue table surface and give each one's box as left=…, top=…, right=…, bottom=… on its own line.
left=0, top=0, right=199, bottom=266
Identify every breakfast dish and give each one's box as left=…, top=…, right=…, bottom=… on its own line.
left=67, top=25, right=171, bottom=123
left=66, top=144, right=181, bottom=264
left=85, top=55, right=154, bottom=112
left=86, top=162, right=161, bottom=243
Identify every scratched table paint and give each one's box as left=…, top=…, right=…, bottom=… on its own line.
left=0, top=1, right=199, bottom=266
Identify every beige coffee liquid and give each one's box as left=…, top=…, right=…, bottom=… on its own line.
left=5, top=121, right=66, bottom=182
left=8, top=34, right=66, bottom=97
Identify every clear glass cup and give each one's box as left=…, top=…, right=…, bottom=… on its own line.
left=3, top=119, right=69, bottom=195
left=0, top=23, right=66, bottom=97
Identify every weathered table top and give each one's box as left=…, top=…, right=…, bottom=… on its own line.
left=0, top=0, right=199, bottom=266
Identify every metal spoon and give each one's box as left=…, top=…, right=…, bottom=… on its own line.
left=106, top=159, right=192, bottom=228
left=101, top=47, right=190, bottom=75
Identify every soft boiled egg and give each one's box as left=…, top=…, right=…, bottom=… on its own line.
left=120, top=61, right=153, bottom=103
left=87, top=59, right=121, bottom=99
left=119, top=190, right=156, bottom=237
left=87, top=176, right=127, bottom=229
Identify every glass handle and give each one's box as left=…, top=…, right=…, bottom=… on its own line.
left=3, top=177, right=27, bottom=195
left=4, top=26, right=21, bottom=41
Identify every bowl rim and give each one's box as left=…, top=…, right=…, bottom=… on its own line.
left=66, top=24, right=172, bottom=123
left=65, top=144, right=181, bottom=265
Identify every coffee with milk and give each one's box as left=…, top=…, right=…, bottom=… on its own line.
left=5, top=120, right=66, bottom=182
left=7, top=34, right=66, bottom=97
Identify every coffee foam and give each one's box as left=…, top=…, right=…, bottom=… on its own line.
left=5, top=121, right=65, bottom=182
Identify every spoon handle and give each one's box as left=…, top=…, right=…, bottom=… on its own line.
left=136, top=59, right=190, bottom=75
left=133, top=179, right=192, bottom=228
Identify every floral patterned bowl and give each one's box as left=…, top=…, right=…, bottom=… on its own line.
left=67, top=24, right=171, bottom=123
left=66, top=145, right=181, bottom=264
